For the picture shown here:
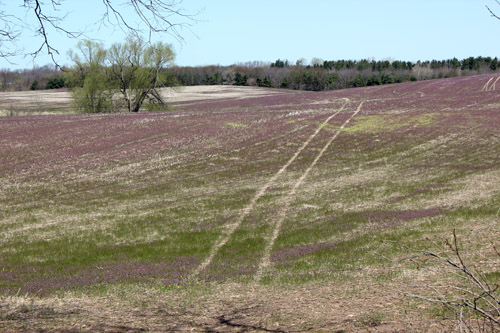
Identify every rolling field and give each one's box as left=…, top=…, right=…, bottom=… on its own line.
left=1, top=76, right=500, bottom=331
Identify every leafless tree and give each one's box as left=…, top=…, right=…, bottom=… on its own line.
left=310, top=57, right=324, bottom=67
left=1, top=1, right=196, bottom=67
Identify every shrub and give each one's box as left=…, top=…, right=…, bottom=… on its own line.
left=45, top=76, right=65, bottom=89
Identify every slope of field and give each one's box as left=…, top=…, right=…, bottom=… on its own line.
left=1, top=75, right=500, bottom=331
left=0, top=85, right=287, bottom=116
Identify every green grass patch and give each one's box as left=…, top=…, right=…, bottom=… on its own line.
left=225, top=122, right=248, bottom=128
left=338, top=113, right=442, bottom=134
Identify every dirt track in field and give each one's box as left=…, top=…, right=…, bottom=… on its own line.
left=190, top=99, right=351, bottom=280
left=254, top=101, right=362, bottom=282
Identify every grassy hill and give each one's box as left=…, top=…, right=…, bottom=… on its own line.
left=1, top=76, right=499, bottom=331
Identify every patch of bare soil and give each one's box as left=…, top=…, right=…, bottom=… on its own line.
left=0, top=86, right=285, bottom=115
left=0, top=280, right=454, bottom=332
left=161, top=86, right=286, bottom=103
left=0, top=89, right=72, bottom=112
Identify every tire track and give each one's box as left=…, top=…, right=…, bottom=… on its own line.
left=481, top=77, right=493, bottom=92
left=189, top=98, right=350, bottom=280
left=492, top=76, right=500, bottom=91
left=254, top=101, right=365, bottom=282
left=481, top=76, right=500, bottom=91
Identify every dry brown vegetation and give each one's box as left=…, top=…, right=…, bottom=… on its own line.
left=1, top=75, right=500, bottom=331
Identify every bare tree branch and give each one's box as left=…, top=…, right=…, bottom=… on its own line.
left=486, top=0, right=500, bottom=20
left=0, top=1, right=196, bottom=66
left=398, top=224, right=500, bottom=329
left=100, top=0, right=197, bottom=42
left=0, top=7, right=22, bottom=59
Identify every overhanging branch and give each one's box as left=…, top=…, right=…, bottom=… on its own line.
left=0, top=1, right=196, bottom=65
left=486, top=0, right=500, bottom=20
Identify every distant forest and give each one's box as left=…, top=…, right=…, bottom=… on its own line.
left=2, top=56, right=500, bottom=92
left=169, top=57, right=500, bottom=91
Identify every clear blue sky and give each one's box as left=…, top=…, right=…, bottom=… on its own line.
left=2, top=0, right=500, bottom=69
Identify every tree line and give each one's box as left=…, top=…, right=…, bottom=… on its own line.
left=169, top=56, right=500, bottom=91
left=1, top=55, right=500, bottom=99
left=0, top=65, right=66, bottom=91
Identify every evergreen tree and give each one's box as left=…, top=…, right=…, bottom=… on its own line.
left=45, top=76, right=66, bottom=89
left=490, top=57, right=498, bottom=71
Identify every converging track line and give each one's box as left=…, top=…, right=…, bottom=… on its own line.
left=492, top=76, right=500, bottom=91
left=481, top=77, right=493, bottom=92
left=189, top=99, right=350, bottom=280
left=254, top=101, right=365, bottom=282
left=481, top=76, right=500, bottom=91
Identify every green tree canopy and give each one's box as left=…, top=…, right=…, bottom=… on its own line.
left=68, top=36, right=175, bottom=113
left=69, top=40, right=114, bottom=113
left=107, top=35, right=175, bottom=112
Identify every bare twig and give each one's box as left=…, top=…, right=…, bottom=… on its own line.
left=397, top=213, right=500, bottom=330
left=486, top=0, right=500, bottom=20
left=0, top=1, right=197, bottom=66
left=100, top=0, right=198, bottom=43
